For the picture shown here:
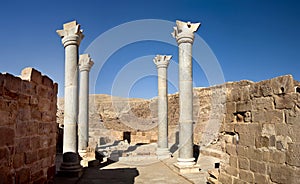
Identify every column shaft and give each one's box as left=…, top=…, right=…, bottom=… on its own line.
left=172, top=20, right=200, bottom=166
left=157, top=67, right=168, bottom=149
left=178, top=42, right=194, bottom=160
left=78, top=71, right=89, bottom=151
left=63, top=43, right=79, bottom=153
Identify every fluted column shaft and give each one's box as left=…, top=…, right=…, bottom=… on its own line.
left=172, top=20, right=200, bottom=166
left=78, top=54, right=94, bottom=152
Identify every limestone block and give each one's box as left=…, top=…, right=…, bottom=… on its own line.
left=250, top=159, right=267, bottom=174
left=15, top=137, right=31, bottom=154
left=25, top=151, right=38, bottom=164
left=269, top=149, right=285, bottom=164
left=236, top=101, right=252, bottom=112
left=232, top=178, right=247, bottom=184
left=238, top=157, right=250, bottom=170
left=239, top=169, right=254, bottom=183
left=286, top=143, right=300, bottom=167
left=0, top=110, right=11, bottom=126
left=252, top=110, right=284, bottom=124
left=226, top=144, right=237, bottom=156
left=21, top=67, right=42, bottom=84
left=252, top=97, right=274, bottom=111
left=251, top=149, right=270, bottom=162
left=255, top=136, right=269, bottom=148
left=274, top=93, right=296, bottom=109
left=15, top=168, right=30, bottom=184
left=229, top=156, right=238, bottom=168
left=254, top=173, right=269, bottom=184
left=42, top=75, right=54, bottom=87
left=261, top=123, right=275, bottom=137
left=13, top=153, right=24, bottom=168
left=269, top=164, right=294, bottom=184
left=271, top=75, right=294, bottom=95
left=224, top=165, right=239, bottom=177
left=0, top=127, right=15, bottom=147
left=285, top=107, right=300, bottom=125
left=236, top=145, right=251, bottom=158
left=218, top=172, right=233, bottom=184
left=235, top=124, right=261, bottom=146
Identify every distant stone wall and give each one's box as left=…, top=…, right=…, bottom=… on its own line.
left=217, top=75, right=300, bottom=184
left=0, top=68, right=57, bottom=183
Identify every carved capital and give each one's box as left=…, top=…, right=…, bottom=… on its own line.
left=79, top=54, right=94, bottom=72
left=56, top=21, right=84, bottom=47
left=172, top=20, right=200, bottom=44
left=153, top=55, right=172, bottom=68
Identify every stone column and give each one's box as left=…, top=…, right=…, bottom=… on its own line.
left=56, top=20, right=84, bottom=176
left=172, top=20, right=200, bottom=167
left=153, top=55, right=172, bottom=159
left=78, top=54, right=94, bottom=152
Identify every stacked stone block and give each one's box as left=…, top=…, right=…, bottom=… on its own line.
left=0, top=68, right=57, bottom=183
left=218, top=75, right=300, bottom=184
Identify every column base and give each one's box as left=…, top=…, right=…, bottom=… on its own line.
left=156, top=148, right=171, bottom=160
left=174, top=158, right=200, bottom=174
left=57, top=152, right=83, bottom=177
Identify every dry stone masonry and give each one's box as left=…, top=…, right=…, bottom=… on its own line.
left=0, top=68, right=57, bottom=183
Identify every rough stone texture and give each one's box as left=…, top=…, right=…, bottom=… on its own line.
left=56, top=74, right=300, bottom=183
left=0, top=68, right=57, bottom=183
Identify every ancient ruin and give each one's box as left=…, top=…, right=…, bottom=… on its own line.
left=0, top=68, right=57, bottom=183
left=172, top=20, right=201, bottom=169
left=56, top=21, right=84, bottom=176
left=0, top=18, right=299, bottom=183
left=153, top=55, right=172, bottom=159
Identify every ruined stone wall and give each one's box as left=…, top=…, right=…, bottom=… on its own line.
left=0, top=68, right=57, bottom=183
left=217, top=75, right=300, bottom=184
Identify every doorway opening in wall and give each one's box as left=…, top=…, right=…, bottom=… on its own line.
left=123, top=131, right=131, bottom=144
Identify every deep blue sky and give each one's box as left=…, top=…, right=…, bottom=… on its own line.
left=0, top=0, right=299, bottom=99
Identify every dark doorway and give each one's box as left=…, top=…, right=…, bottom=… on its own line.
left=123, top=132, right=131, bottom=144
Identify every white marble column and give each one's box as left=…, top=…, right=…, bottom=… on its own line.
left=78, top=54, right=94, bottom=152
left=57, top=20, right=84, bottom=176
left=172, top=20, right=200, bottom=166
left=153, top=55, right=172, bottom=159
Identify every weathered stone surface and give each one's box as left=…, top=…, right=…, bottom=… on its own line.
left=286, top=143, right=300, bottom=167
left=274, top=93, right=296, bottom=109
left=252, top=110, right=284, bottom=124
left=238, top=157, right=250, bottom=170
left=0, top=68, right=57, bottom=184
left=252, top=97, right=274, bottom=111
left=271, top=75, right=294, bottom=95
left=239, top=169, right=254, bottom=183
left=254, top=173, right=269, bottom=184
left=250, top=159, right=267, bottom=174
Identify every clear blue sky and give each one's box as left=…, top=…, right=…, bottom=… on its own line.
left=0, top=0, right=299, bottom=99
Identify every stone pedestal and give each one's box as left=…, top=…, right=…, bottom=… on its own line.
left=57, top=20, right=84, bottom=176
left=78, top=54, right=94, bottom=152
left=172, top=20, right=200, bottom=167
left=153, top=55, right=172, bottom=159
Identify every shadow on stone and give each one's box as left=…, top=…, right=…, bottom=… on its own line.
left=193, top=144, right=200, bottom=162
left=170, top=131, right=179, bottom=153
left=78, top=167, right=139, bottom=184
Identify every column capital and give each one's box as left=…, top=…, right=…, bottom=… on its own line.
left=56, top=20, right=84, bottom=47
left=172, top=20, right=200, bottom=44
left=153, top=55, right=172, bottom=68
left=79, top=54, right=94, bottom=72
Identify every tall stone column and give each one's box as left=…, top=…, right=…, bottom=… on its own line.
left=78, top=54, right=94, bottom=152
left=172, top=20, right=200, bottom=167
left=153, top=55, right=172, bottom=159
left=57, top=20, right=84, bottom=176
